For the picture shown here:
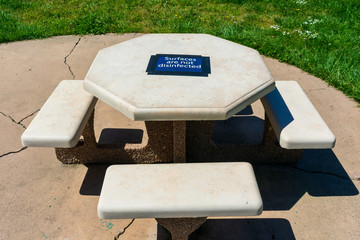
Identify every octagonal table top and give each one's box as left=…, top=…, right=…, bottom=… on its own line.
left=84, top=34, right=275, bottom=121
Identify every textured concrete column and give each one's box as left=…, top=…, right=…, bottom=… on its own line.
left=186, top=121, right=215, bottom=161
left=173, top=121, right=186, bottom=163
left=144, top=121, right=174, bottom=162
left=156, top=217, right=207, bottom=240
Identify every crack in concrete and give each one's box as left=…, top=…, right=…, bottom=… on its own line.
left=18, top=109, right=39, bottom=126
left=1, top=111, right=26, bottom=129
left=0, top=147, right=28, bottom=158
left=64, top=37, right=81, bottom=79
left=277, top=164, right=360, bottom=182
left=0, top=109, right=39, bottom=158
left=114, top=218, right=135, bottom=240
left=0, top=109, right=40, bottom=129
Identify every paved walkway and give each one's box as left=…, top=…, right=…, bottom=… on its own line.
left=0, top=34, right=359, bottom=240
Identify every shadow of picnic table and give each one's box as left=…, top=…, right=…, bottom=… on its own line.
left=157, top=218, right=296, bottom=240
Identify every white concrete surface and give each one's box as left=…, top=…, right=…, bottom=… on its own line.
left=21, top=80, right=97, bottom=147
left=261, top=81, right=336, bottom=149
left=84, top=34, right=275, bottom=120
left=98, top=162, right=263, bottom=219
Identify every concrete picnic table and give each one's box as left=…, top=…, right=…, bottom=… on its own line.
left=83, top=33, right=275, bottom=163
left=22, top=33, right=333, bottom=164
left=19, top=33, right=336, bottom=240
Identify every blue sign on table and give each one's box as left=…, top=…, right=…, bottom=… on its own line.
left=146, top=54, right=211, bottom=77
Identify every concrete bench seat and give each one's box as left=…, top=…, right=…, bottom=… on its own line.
left=98, top=162, right=262, bottom=239
left=261, top=81, right=336, bottom=149
left=98, top=162, right=262, bottom=219
left=21, top=80, right=97, bottom=148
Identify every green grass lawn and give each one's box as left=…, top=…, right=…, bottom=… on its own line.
left=1, top=0, right=359, bottom=103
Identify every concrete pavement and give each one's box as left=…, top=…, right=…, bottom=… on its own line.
left=0, top=34, right=359, bottom=240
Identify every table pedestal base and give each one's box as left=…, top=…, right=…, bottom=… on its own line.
left=156, top=217, right=207, bottom=240
left=55, top=111, right=303, bottom=164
